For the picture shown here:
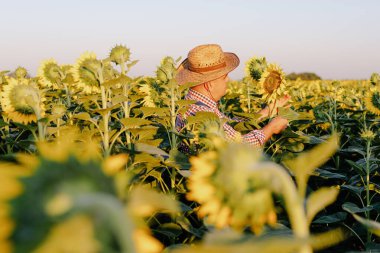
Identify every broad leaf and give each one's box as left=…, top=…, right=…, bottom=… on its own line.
left=283, top=133, right=339, bottom=197
left=342, top=202, right=373, bottom=214
left=119, top=118, right=152, bottom=129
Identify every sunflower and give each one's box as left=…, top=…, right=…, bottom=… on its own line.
left=37, top=59, right=64, bottom=89
left=0, top=71, right=9, bottom=89
left=14, top=67, right=28, bottom=79
left=360, top=129, right=376, bottom=141
left=61, top=65, right=75, bottom=85
left=156, top=56, right=176, bottom=83
left=72, top=52, right=103, bottom=94
left=258, top=63, right=287, bottom=104
left=244, top=56, right=267, bottom=82
left=0, top=162, right=31, bottom=253
left=139, top=83, right=156, bottom=107
left=187, top=142, right=277, bottom=233
left=365, top=90, right=380, bottom=115
left=0, top=78, right=45, bottom=124
left=109, top=45, right=131, bottom=65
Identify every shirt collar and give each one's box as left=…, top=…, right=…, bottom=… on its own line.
left=186, top=89, right=218, bottom=109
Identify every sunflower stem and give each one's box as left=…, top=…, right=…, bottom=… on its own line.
left=251, top=164, right=312, bottom=253
left=100, top=78, right=110, bottom=156
left=170, top=84, right=178, bottom=150
left=57, top=118, right=61, bottom=138
left=247, top=83, right=251, bottom=113
left=365, top=138, right=372, bottom=243
left=74, top=193, right=137, bottom=253
left=35, top=108, right=45, bottom=141
left=63, top=83, right=71, bottom=108
left=123, top=82, right=132, bottom=150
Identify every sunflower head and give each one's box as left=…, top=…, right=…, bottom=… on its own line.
left=360, top=129, right=376, bottom=141
left=109, top=45, right=131, bottom=65
left=258, top=63, right=287, bottom=103
left=37, top=59, right=63, bottom=89
left=58, top=64, right=76, bottom=91
left=72, top=52, right=103, bottom=94
left=0, top=71, right=9, bottom=90
left=187, top=141, right=277, bottom=232
left=14, top=67, right=28, bottom=79
left=0, top=78, right=45, bottom=124
left=370, top=72, right=380, bottom=86
left=245, top=56, right=267, bottom=82
left=156, top=56, right=176, bottom=83
left=365, top=90, right=380, bottom=116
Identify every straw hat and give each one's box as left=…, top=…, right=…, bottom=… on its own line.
left=176, top=44, right=240, bottom=85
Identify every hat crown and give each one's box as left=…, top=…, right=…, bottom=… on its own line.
left=187, top=44, right=226, bottom=71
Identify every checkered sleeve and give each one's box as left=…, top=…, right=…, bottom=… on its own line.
left=223, top=123, right=265, bottom=147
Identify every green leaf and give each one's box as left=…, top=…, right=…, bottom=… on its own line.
left=152, top=223, right=183, bottom=238
left=312, top=212, right=347, bottom=224
left=111, top=94, right=129, bottom=105
left=340, top=185, right=363, bottom=195
left=306, top=187, right=339, bottom=225
left=13, top=122, right=37, bottom=132
left=178, top=82, right=199, bottom=93
left=176, top=99, right=196, bottom=109
left=137, top=107, right=169, bottom=118
left=314, top=168, right=346, bottom=179
left=282, top=133, right=339, bottom=197
left=73, top=112, right=93, bottom=122
left=176, top=217, right=205, bottom=238
left=341, top=146, right=366, bottom=156
left=346, top=160, right=366, bottom=176
left=133, top=153, right=162, bottom=166
left=119, top=118, right=152, bottom=129
left=134, top=143, right=169, bottom=157
left=0, top=119, right=8, bottom=128
left=127, top=60, right=139, bottom=69
left=342, top=202, right=373, bottom=214
left=186, top=112, right=220, bottom=126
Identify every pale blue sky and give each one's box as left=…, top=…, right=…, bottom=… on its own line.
left=1, top=0, right=379, bottom=80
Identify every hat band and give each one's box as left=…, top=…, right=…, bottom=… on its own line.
left=188, top=62, right=226, bottom=73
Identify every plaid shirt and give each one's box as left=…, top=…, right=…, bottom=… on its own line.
left=176, top=89, right=265, bottom=147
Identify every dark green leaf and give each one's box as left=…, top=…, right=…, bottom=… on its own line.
left=342, top=202, right=373, bottom=214
left=313, top=212, right=347, bottom=224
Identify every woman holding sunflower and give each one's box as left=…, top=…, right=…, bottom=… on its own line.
left=175, top=44, right=289, bottom=146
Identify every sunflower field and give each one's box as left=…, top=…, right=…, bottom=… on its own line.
left=0, top=45, right=380, bottom=253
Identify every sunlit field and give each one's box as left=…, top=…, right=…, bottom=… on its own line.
left=1, top=45, right=380, bottom=253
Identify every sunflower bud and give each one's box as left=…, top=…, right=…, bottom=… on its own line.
left=156, top=68, right=168, bottom=82
left=72, top=52, right=103, bottom=94
left=37, top=59, right=63, bottom=88
left=245, top=57, right=267, bottom=81
left=360, top=129, right=376, bottom=141
left=109, top=45, right=131, bottom=65
left=14, top=67, right=28, bottom=79
left=365, top=90, right=380, bottom=115
left=370, top=72, right=380, bottom=86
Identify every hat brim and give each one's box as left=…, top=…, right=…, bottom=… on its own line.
left=175, top=52, right=240, bottom=86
